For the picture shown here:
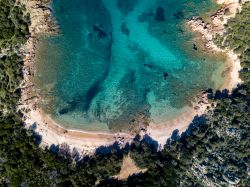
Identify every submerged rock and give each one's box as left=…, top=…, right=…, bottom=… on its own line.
left=59, top=108, right=69, bottom=115
left=144, top=63, right=153, bottom=69
left=163, top=72, right=169, bottom=80
left=93, top=25, right=107, bottom=39
left=155, top=7, right=165, bottom=22
left=121, top=23, right=130, bottom=36
left=193, top=44, right=198, bottom=50
left=173, top=10, right=184, bottom=19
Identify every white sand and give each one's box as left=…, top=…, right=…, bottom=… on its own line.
left=24, top=108, right=132, bottom=155
left=147, top=91, right=211, bottom=146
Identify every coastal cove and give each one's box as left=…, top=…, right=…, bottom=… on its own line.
left=1, top=0, right=249, bottom=185
left=19, top=0, right=243, bottom=151
left=36, top=0, right=226, bottom=129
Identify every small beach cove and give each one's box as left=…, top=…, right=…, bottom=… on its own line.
left=18, top=0, right=245, bottom=154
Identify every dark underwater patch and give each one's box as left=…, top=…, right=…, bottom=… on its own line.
left=155, top=7, right=165, bottom=22
left=93, top=25, right=107, bottom=39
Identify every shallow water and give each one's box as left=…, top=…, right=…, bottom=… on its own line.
left=35, top=0, right=226, bottom=131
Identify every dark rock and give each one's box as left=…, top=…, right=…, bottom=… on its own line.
left=121, top=23, right=130, bottom=36
left=163, top=72, right=169, bottom=80
left=92, top=25, right=107, bottom=39
left=173, top=10, right=184, bottom=19
left=193, top=44, right=198, bottom=50
left=59, top=108, right=69, bottom=115
left=178, top=28, right=184, bottom=33
left=155, top=7, right=165, bottom=22
left=144, top=63, right=153, bottom=69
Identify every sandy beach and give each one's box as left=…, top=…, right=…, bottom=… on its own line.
left=18, top=0, right=246, bottom=154
left=25, top=109, right=132, bottom=155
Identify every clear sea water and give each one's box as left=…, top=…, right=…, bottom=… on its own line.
left=35, top=0, right=226, bottom=132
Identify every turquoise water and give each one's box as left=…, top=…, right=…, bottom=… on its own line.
left=35, top=0, right=226, bottom=131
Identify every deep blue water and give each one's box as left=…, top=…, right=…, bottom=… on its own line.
left=35, top=0, right=226, bottom=131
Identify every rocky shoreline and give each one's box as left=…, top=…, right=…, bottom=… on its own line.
left=187, top=0, right=250, bottom=91
left=17, top=0, right=246, bottom=155
left=188, top=0, right=245, bottom=52
left=18, top=0, right=57, bottom=110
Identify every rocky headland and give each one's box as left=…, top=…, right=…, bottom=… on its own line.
left=187, top=0, right=250, bottom=92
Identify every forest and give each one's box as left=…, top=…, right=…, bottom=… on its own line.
left=0, top=0, right=249, bottom=186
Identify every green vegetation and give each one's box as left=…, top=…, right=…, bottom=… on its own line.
left=223, top=3, right=250, bottom=55
left=0, top=0, right=249, bottom=186
left=0, top=0, right=28, bottom=113
left=0, top=55, right=23, bottom=113
left=0, top=0, right=29, bottom=49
